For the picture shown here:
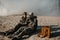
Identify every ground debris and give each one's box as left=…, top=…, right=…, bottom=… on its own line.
left=26, top=34, right=60, bottom=40
left=0, top=35, right=11, bottom=40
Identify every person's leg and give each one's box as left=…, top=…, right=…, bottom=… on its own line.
left=5, top=29, right=15, bottom=35
left=6, top=24, right=22, bottom=35
left=13, top=27, right=24, bottom=35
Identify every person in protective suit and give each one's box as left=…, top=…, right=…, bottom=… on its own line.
left=29, top=12, right=38, bottom=32
left=5, top=12, right=28, bottom=36
left=23, top=12, right=27, bottom=22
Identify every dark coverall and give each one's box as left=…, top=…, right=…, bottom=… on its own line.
left=29, top=14, right=38, bottom=32
left=6, top=16, right=28, bottom=35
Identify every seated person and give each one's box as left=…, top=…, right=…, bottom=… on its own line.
left=29, top=12, right=38, bottom=31
left=5, top=16, right=28, bottom=35
left=5, top=12, right=30, bottom=36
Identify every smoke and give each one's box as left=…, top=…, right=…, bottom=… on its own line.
left=0, top=8, right=8, bottom=16
left=0, top=0, right=59, bottom=16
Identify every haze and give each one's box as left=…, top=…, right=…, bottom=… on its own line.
left=0, top=0, right=59, bottom=16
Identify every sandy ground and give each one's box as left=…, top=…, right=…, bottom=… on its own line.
left=0, top=15, right=60, bottom=40
left=26, top=34, right=60, bottom=40
left=0, top=35, right=11, bottom=40
left=0, top=34, right=60, bottom=40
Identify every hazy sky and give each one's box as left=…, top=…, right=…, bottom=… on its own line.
left=0, top=0, right=60, bottom=16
